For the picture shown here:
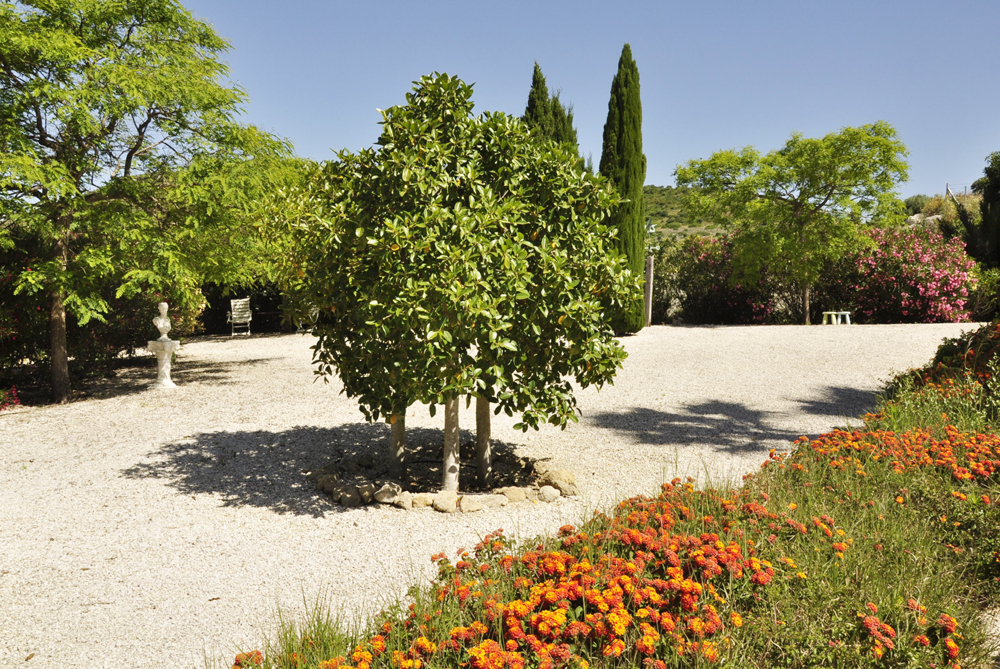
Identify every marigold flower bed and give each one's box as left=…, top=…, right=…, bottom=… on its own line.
left=238, top=420, right=1000, bottom=669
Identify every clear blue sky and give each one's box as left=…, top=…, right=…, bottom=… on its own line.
left=184, top=0, right=1000, bottom=199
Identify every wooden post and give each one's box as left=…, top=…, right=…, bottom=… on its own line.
left=442, top=396, right=460, bottom=491
left=476, top=394, right=492, bottom=488
left=644, top=255, right=654, bottom=328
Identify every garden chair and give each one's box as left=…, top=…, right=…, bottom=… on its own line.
left=227, top=298, right=252, bottom=336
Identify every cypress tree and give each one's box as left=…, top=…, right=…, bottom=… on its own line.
left=600, top=43, right=647, bottom=333
left=975, top=151, right=1000, bottom=267
left=522, top=62, right=554, bottom=140
left=522, top=63, right=580, bottom=156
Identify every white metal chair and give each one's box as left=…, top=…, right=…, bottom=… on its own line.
left=227, top=298, right=252, bottom=336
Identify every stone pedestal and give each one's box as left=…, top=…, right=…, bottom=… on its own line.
left=147, top=339, right=180, bottom=389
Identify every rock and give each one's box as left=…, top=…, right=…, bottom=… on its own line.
left=374, top=481, right=402, bottom=504
left=459, top=495, right=484, bottom=513
left=538, top=485, right=561, bottom=503
left=533, top=461, right=553, bottom=478
left=433, top=490, right=459, bottom=513
left=498, top=487, right=527, bottom=503
left=356, top=480, right=376, bottom=504
left=317, top=475, right=339, bottom=494
left=481, top=494, right=509, bottom=509
left=524, top=487, right=539, bottom=502
left=539, top=469, right=579, bottom=497
left=393, top=491, right=413, bottom=510
left=412, top=493, right=435, bottom=508
left=340, top=488, right=362, bottom=507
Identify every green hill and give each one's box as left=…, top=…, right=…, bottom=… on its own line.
left=643, top=184, right=722, bottom=239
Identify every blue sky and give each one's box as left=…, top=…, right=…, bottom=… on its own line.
left=184, top=0, right=1000, bottom=199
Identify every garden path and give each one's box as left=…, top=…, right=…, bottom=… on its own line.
left=0, top=323, right=977, bottom=668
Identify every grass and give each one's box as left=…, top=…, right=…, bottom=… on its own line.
left=227, top=323, right=1000, bottom=669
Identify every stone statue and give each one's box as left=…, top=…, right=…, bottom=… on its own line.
left=153, top=301, right=172, bottom=341
left=148, top=301, right=179, bottom=389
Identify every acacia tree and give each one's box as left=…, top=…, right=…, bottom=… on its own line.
left=0, top=0, right=289, bottom=402
left=676, top=122, right=909, bottom=324
left=274, top=73, right=637, bottom=491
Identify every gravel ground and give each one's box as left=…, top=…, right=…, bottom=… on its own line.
left=0, top=322, right=979, bottom=668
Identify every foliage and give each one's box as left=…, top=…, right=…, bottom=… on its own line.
left=676, top=122, right=909, bottom=324
left=815, top=227, right=976, bottom=324
left=965, top=151, right=1000, bottom=268
left=0, top=384, right=18, bottom=411
left=521, top=62, right=579, bottom=153
left=905, top=194, right=932, bottom=216
left=666, top=234, right=782, bottom=325
left=600, top=44, right=647, bottom=334
left=0, top=0, right=291, bottom=401
left=273, top=73, right=638, bottom=435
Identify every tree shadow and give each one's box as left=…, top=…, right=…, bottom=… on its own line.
left=589, top=401, right=801, bottom=454
left=121, top=423, right=536, bottom=517
left=794, top=385, right=876, bottom=420
left=80, top=357, right=279, bottom=401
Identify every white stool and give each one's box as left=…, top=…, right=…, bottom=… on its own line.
left=822, top=311, right=852, bottom=325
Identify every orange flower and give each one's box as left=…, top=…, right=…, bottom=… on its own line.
left=730, top=612, right=743, bottom=628
left=938, top=614, right=959, bottom=633
left=601, top=639, right=625, bottom=658
left=944, top=637, right=960, bottom=659
left=233, top=651, right=263, bottom=668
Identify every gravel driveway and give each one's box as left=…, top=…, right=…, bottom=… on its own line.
left=0, top=322, right=978, bottom=668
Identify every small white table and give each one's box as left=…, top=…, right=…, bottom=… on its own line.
left=822, top=311, right=852, bottom=325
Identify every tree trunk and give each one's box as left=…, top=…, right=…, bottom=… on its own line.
left=802, top=284, right=811, bottom=325
left=389, top=410, right=407, bottom=484
left=442, top=396, right=460, bottom=491
left=476, top=394, right=492, bottom=488
left=50, top=288, right=70, bottom=403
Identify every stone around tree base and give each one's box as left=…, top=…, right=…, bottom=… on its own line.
left=459, top=495, right=484, bottom=513
left=393, top=491, right=413, bottom=510
left=412, top=492, right=435, bottom=508
left=538, top=485, right=561, bottom=503
left=433, top=490, right=459, bottom=513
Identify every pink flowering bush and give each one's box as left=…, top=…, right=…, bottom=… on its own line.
left=818, top=227, right=976, bottom=324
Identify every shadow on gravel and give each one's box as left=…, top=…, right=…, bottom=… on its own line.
left=121, top=423, right=533, bottom=517
left=795, top=385, right=876, bottom=421
left=588, top=401, right=801, bottom=454
left=81, top=357, right=277, bottom=401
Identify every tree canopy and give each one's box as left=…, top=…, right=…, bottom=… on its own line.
left=273, top=73, right=638, bottom=489
left=0, top=0, right=291, bottom=401
left=675, top=121, right=909, bottom=324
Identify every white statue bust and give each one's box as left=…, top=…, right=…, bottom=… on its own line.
left=153, top=302, right=172, bottom=341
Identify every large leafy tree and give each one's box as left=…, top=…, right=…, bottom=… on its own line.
left=274, top=73, right=637, bottom=491
left=599, top=43, right=647, bottom=334
left=676, top=122, right=909, bottom=324
left=0, top=0, right=290, bottom=402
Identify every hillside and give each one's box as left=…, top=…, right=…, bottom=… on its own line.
left=643, top=184, right=722, bottom=238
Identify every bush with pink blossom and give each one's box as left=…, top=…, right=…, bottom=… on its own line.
left=817, top=227, right=976, bottom=324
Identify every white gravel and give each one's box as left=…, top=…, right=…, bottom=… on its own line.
left=0, top=322, right=979, bottom=668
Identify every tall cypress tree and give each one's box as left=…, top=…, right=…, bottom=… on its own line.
left=600, top=43, right=647, bottom=333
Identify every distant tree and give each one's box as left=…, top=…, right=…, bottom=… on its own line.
left=599, top=43, right=647, bottom=334
left=905, top=194, right=932, bottom=216
left=676, top=122, right=909, bottom=324
left=0, top=0, right=289, bottom=402
left=275, top=74, right=637, bottom=491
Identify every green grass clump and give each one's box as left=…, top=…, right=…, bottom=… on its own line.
left=231, top=325, right=1000, bottom=669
